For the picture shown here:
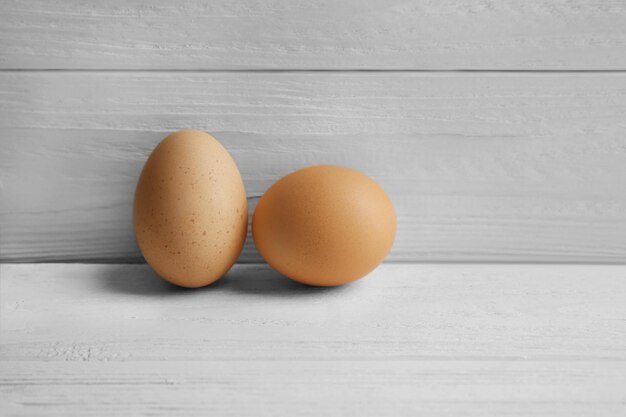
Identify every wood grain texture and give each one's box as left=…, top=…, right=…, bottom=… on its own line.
left=2, top=0, right=626, bottom=70
left=2, top=72, right=626, bottom=263
left=1, top=263, right=625, bottom=416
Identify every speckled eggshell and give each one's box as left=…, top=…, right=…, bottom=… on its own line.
left=252, top=165, right=396, bottom=286
left=133, top=130, right=247, bottom=288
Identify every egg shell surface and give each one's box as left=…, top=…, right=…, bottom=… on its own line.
left=134, top=130, right=247, bottom=288
left=252, top=165, right=396, bottom=286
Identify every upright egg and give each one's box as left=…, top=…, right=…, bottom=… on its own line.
left=133, top=130, right=247, bottom=288
left=252, top=165, right=396, bottom=286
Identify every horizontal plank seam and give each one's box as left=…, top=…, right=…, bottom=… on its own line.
left=1, top=357, right=625, bottom=363
left=2, top=69, right=626, bottom=74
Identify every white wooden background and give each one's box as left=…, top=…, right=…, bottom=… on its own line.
left=1, top=0, right=626, bottom=262
left=3, top=73, right=626, bottom=263
left=2, top=1, right=626, bottom=416
left=2, top=0, right=626, bottom=70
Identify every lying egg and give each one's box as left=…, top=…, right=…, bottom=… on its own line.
left=133, top=130, right=247, bottom=288
left=252, top=165, right=396, bottom=286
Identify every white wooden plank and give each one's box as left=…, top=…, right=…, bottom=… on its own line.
left=1, top=263, right=625, bottom=416
left=2, top=72, right=626, bottom=263
left=2, top=263, right=626, bottom=361
left=1, top=0, right=626, bottom=70
left=1, top=361, right=625, bottom=417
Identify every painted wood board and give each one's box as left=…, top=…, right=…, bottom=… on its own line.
left=2, top=72, right=626, bottom=263
left=1, top=263, right=625, bottom=416
left=2, top=0, right=626, bottom=70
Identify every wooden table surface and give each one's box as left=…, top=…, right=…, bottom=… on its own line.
left=1, top=263, right=625, bottom=416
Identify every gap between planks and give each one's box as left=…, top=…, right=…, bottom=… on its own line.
left=3, top=69, right=626, bottom=73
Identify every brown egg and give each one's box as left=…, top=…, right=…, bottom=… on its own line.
left=252, top=165, right=396, bottom=286
left=133, top=130, right=247, bottom=288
